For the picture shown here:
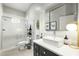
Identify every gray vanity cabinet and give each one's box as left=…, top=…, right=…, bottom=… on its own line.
left=33, top=43, right=59, bottom=56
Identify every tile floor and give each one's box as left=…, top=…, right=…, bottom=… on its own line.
left=0, top=47, right=33, bottom=56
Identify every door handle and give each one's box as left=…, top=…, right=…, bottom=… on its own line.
left=2, top=29, right=6, bottom=31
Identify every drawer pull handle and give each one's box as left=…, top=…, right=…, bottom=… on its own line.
left=44, top=51, right=46, bottom=54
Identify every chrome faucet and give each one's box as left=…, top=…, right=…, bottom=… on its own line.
left=40, top=33, right=43, bottom=38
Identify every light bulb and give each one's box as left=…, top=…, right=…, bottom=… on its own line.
left=66, top=24, right=77, bottom=31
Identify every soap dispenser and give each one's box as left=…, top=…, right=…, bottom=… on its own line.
left=64, top=35, right=69, bottom=45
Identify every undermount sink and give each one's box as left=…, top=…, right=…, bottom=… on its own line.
left=43, top=36, right=64, bottom=47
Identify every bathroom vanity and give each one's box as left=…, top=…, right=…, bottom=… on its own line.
left=33, top=43, right=59, bottom=56
left=33, top=39, right=79, bottom=56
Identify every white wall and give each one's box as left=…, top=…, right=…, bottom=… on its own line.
left=25, top=7, right=36, bottom=40
left=0, top=4, right=3, bottom=49
left=25, top=4, right=45, bottom=40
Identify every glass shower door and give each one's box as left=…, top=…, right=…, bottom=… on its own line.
left=1, top=16, right=18, bottom=49
left=1, top=16, right=26, bottom=50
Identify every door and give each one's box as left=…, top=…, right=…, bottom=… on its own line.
left=2, top=16, right=25, bottom=49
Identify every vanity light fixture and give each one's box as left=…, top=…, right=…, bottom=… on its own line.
left=66, top=24, right=77, bottom=31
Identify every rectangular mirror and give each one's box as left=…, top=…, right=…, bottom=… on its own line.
left=46, top=3, right=78, bottom=31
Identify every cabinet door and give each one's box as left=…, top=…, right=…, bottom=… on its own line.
left=46, top=49, right=59, bottom=56
left=33, top=43, right=41, bottom=56
left=40, top=46, right=47, bottom=56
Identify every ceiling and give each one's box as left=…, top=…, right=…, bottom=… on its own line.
left=3, top=3, right=56, bottom=12
left=3, top=3, right=32, bottom=12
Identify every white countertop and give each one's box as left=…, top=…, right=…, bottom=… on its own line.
left=33, top=39, right=79, bottom=56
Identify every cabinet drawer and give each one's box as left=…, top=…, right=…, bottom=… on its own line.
left=40, top=46, right=59, bottom=56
